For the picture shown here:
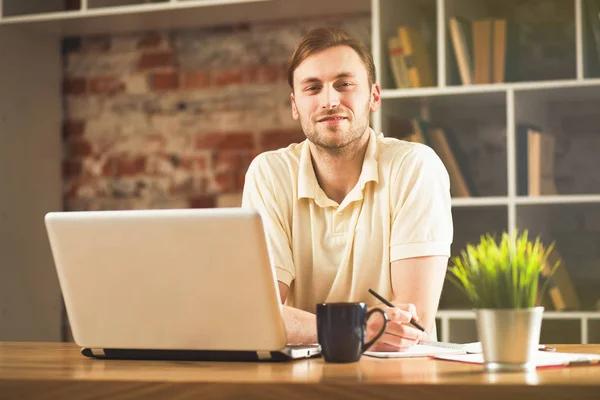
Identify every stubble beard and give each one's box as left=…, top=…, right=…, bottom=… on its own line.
left=300, top=101, right=371, bottom=156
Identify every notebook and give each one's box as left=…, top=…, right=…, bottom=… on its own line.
left=434, top=351, right=600, bottom=368
left=364, top=341, right=553, bottom=359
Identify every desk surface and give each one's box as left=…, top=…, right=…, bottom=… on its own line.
left=1, top=342, right=599, bottom=400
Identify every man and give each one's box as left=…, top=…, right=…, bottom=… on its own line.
left=242, top=27, right=452, bottom=352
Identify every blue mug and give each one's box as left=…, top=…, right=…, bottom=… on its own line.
left=316, top=302, right=388, bottom=363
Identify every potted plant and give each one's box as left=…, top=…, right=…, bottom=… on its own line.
left=448, top=230, right=558, bottom=372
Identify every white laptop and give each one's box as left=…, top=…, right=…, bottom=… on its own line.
left=44, top=208, right=320, bottom=361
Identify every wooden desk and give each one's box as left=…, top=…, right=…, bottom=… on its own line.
left=1, top=342, right=599, bottom=399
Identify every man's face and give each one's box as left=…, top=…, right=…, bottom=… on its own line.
left=290, top=46, right=381, bottom=152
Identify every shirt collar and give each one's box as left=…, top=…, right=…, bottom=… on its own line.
left=297, top=128, right=380, bottom=202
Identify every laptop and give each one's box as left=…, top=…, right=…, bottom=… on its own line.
left=44, top=208, right=321, bottom=361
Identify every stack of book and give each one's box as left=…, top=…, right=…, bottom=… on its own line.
left=387, top=25, right=434, bottom=88
left=402, top=118, right=475, bottom=198
left=448, top=16, right=515, bottom=85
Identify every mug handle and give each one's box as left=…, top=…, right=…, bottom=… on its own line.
left=362, top=308, right=389, bottom=352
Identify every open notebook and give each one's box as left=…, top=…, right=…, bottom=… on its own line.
left=364, top=341, right=483, bottom=358
left=364, top=341, right=552, bottom=359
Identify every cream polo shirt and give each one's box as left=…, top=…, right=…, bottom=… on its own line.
left=242, top=129, right=453, bottom=313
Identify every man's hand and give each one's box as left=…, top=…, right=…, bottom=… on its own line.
left=366, top=302, right=428, bottom=352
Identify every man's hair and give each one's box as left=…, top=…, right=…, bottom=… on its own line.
left=286, top=27, right=376, bottom=90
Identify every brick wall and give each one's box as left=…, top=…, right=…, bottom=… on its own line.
left=62, top=14, right=371, bottom=211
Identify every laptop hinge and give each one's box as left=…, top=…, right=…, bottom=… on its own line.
left=90, top=348, right=106, bottom=357
left=256, top=351, right=272, bottom=360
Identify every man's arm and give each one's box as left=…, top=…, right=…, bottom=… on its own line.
left=278, top=282, right=318, bottom=344
left=390, top=255, right=447, bottom=334
left=365, top=256, right=446, bottom=352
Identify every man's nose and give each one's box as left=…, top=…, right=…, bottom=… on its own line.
left=320, top=86, right=340, bottom=109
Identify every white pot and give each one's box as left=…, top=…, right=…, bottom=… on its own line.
left=475, top=306, right=544, bottom=372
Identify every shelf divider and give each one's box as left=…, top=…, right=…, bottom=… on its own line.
left=506, top=89, right=517, bottom=234
left=436, top=0, right=446, bottom=88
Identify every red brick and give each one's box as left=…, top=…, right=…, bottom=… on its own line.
left=235, top=171, right=247, bottom=191
left=137, top=32, right=162, bottom=49
left=149, top=71, right=179, bottom=91
left=214, top=152, right=245, bottom=171
left=63, top=120, right=86, bottom=140
left=65, top=180, right=82, bottom=199
left=137, top=50, right=175, bottom=70
left=214, top=68, right=244, bottom=86
left=145, top=134, right=167, bottom=152
left=246, top=64, right=279, bottom=84
left=89, top=76, right=125, bottom=95
left=69, top=140, right=93, bottom=157
left=183, top=70, right=211, bottom=89
left=188, top=195, right=216, bottom=209
left=195, top=132, right=254, bottom=150
left=215, top=172, right=235, bottom=192
left=180, top=155, right=208, bottom=171
left=63, top=78, right=87, bottom=95
left=260, top=129, right=305, bottom=151
left=62, top=160, right=82, bottom=178
left=282, top=62, right=291, bottom=85
left=105, top=155, right=147, bottom=177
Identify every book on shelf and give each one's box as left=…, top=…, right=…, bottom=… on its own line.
left=387, top=36, right=411, bottom=89
left=409, top=118, right=429, bottom=145
left=389, top=117, right=476, bottom=198
left=450, top=16, right=514, bottom=84
left=424, top=125, right=474, bottom=198
left=448, top=16, right=474, bottom=85
left=517, top=124, right=558, bottom=196
left=492, top=19, right=507, bottom=83
left=397, top=26, right=434, bottom=88
left=540, top=247, right=581, bottom=311
left=473, top=18, right=493, bottom=84
left=585, top=0, right=600, bottom=71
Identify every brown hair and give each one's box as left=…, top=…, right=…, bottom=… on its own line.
left=286, top=27, right=376, bottom=89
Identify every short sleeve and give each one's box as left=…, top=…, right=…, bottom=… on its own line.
left=242, top=155, right=296, bottom=286
left=389, top=145, right=453, bottom=261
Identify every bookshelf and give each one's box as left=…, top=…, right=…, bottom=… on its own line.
left=0, top=0, right=599, bottom=343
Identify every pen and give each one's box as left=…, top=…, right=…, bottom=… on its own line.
left=368, top=288, right=426, bottom=332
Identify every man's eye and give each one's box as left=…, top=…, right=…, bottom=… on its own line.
left=306, top=86, right=321, bottom=91
left=338, top=82, right=354, bottom=88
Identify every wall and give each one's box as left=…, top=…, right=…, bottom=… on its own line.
left=0, top=27, right=63, bottom=341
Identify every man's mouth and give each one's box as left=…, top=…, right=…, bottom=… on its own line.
left=317, top=115, right=348, bottom=123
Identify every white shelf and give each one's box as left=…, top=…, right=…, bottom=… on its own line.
left=451, top=195, right=600, bottom=207
left=438, top=310, right=600, bottom=319
left=515, top=195, right=600, bottom=205
left=0, top=0, right=371, bottom=35
left=382, top=78, right=600, bottom=99
left=436, top=310, right=600, bottom=344
left=451, top=197, right=508, bottom=207
left=0, top=0, right=264, bottom=24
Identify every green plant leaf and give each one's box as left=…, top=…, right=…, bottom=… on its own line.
left=447, top=230, right=557, bottom=309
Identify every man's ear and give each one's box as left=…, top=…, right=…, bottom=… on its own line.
left=291, top=92, right=299, bottom=120
left=370, top=83, right=381, bottom=113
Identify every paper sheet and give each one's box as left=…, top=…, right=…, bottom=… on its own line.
left=434, top=351, right=600, bottom=367
left=364, top=344, right=467, bottom=358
